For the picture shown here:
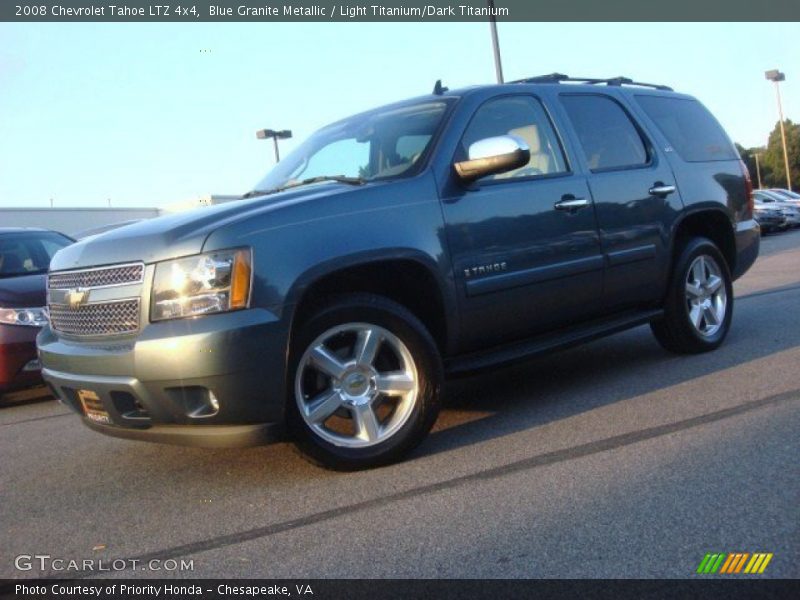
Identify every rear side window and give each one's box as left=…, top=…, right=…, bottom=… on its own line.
left=635, top=95, right=737, bottom=162
left=560, top=94, right=649, bottom=171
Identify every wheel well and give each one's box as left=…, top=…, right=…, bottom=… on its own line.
left=673, top=211, right=736, bottom=273
left=292, top=260, right=448, bottom=352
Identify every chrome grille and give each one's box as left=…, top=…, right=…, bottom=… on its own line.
left=49, top=299, right=140, bottom=336
left=48, top=263, right=144, bottom=289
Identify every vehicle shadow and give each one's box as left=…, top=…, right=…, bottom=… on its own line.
left=415, top=286, right=800, bottom=460
left=0, top=385, right=53, bottom=408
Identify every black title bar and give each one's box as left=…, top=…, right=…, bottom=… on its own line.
left=3, top=0, right=800, bottom=22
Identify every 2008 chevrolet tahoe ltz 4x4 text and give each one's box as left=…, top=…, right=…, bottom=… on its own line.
left=39, top=74, right=759, bottom=470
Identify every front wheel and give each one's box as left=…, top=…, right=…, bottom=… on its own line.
left=651, top=237, right=733, bottom=354
left=287, top=294, right=442, bottom=470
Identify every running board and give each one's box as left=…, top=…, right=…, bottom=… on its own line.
left=446, top=309, right=663, bottom=376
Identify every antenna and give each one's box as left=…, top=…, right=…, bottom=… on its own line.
left=432, top=79, right=448, bottom=95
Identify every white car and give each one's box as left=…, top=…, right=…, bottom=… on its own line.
left=754, top=190, right=800, bottom=226
left=768, top=188, right=800, bottom=207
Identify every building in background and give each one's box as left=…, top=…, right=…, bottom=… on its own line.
left=0, top=195, right=243, bottom=237
left=0, top=207, right=161, bottom=237
left=160, top=194, right=243, bottom=213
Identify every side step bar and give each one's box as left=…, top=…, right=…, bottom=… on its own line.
left=446, top=309, right=663, bottom=376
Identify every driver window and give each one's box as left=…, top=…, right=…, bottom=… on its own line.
left=461, top=96, right=568, bottom=180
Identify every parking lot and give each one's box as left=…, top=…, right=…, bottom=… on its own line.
left=2, top=229, right=799, bottom=580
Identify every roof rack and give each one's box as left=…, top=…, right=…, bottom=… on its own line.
left=511, top=72, right=673, bottom=92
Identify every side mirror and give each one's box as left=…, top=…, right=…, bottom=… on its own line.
left=454, top=135, right=530, bottom=183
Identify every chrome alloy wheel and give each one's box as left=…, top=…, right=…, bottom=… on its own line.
left=294, top=323, right=419, bottom=448
left=685, top=254, right=727, bottom=337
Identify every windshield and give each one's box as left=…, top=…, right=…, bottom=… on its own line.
left=0, top=231, right=73, bottom=278
left=251, top=100, right=452, bottom=195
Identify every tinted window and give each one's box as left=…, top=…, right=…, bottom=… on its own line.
left=395, top=135, right=431, bottom=162
left=561, top=94, right=648, bottom=171
left=636, top=95, right=737, bottom=162
left=754, top=191, right=781, bottom=203
left=461, top=96, right=568, bottom=180
left=0, top=231, right=72, bottom=278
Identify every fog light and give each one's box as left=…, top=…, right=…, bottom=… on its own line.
left=22, top=358, right=41, bottom=372
left=165, top=386, right=219, bottom=418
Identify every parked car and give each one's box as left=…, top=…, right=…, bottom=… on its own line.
left=753, top=190, right=800, bottom=226
left=39, top=74, right=759, bottom=469
left=767, top=188, right=800, bottom=204
left=765, top=189, right=800, bottom=216
left=780, top=205, right=800, bottom=227
left=0, top=228, right=73, bottom=400
left=753, top=200, right=789, bottom=233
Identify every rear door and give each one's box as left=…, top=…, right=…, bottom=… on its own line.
left=630, top=94, right=746, bottom=220
left=557, top=92, right=683, bottom=312
left=440, top=94, right=604, bottom=351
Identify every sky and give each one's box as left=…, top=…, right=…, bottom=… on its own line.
left=0, top=22, right=798, bottom=208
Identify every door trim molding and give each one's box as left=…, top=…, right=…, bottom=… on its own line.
left=465, top=254, right=604, bottom=297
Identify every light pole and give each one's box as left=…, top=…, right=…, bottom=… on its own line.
left=754, top=152, right=763, bottom=189
left=765, top=69, right=791, bottom=190
left=487, top=0, right=504, bottom=83
left=256, top=128, right=292, bottom=163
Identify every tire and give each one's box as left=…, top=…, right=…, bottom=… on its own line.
left=651, top=237, right=733, bottom=354
left=287, top=293, right=443, bottom=470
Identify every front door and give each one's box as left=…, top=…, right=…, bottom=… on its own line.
left=440, top=95, right=604, bottom=351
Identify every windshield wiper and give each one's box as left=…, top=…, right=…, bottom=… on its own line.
left=287, top=175, right=366, bottom=189
left=242, top=189, right=275, bottom=199
left=242, top=175, right=365, bottom=199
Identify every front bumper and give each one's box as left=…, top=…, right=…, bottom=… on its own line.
left=754, top=215, right=785, bottom=229
left=39, top=307, right=290, bottom=447
left=732, top=219, right=760, bottom=280
left=0, top=323, right=42, bottom=393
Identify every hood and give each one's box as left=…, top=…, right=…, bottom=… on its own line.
left=49, top=183, right=366, bottom=271
left=0, top=273, right=47, bottom=308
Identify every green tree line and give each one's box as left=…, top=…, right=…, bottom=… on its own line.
left=737, top=119, right=800, bottom=191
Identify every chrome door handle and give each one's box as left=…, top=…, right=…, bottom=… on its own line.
left=649, top=184, right=676, bottom=196
left=554, top=197, right=590, bottom=210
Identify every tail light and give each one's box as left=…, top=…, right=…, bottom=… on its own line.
left=740, top=159, right=754, bottom=218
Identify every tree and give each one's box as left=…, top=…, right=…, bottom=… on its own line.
left=762, top=119, right=800, bottom=191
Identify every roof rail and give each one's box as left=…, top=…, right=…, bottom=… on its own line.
left=511, top=72, right=673, bottom=92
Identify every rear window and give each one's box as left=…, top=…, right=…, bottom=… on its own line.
left=635, top=96, right=737, bottom=162
left=560, top=94, right=649, bottom=171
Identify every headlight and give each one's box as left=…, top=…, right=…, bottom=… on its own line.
left=0, top=307, right=49, bottom=327
left=151, top=248, right=252, bottom=322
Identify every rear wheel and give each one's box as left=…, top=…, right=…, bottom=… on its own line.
left=287, top=294, right=442, bottom=470
left=651, top=237, right=733, bottom=354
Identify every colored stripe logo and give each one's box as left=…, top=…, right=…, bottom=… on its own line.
left=696, top=552, right=773, bottom=574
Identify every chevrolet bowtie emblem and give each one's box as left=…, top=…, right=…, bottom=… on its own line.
left=66, top=287, right=90, bottom=309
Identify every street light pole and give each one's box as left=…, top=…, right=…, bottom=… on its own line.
left=754, top=153, right=763, bottom=189
left=272, top=137, right=280, bottom=163
left=765, top=69, right=792, bottom=190
left=487, top=0, right=504, bottom=83
left=256, top=128, right=292, bottom=164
